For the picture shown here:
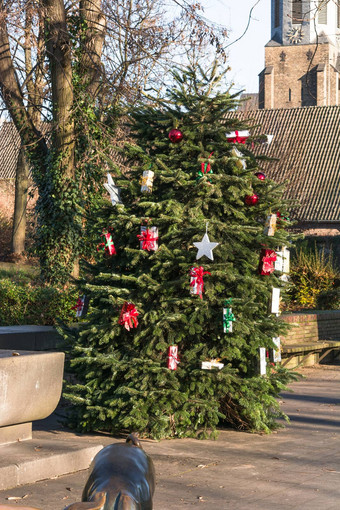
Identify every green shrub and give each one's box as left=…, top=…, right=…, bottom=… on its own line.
left=317, top=278, right=340, bottom=310
left=0, top=279, right=30, bottom=325
left=287, top=245, right=339, bottom=310
left=0, top=278, right=79, bottom=326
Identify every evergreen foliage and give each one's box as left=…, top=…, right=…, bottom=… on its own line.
left=64, top=64, right=299, bottom=439
left=287, top=244, right=338, bottom=309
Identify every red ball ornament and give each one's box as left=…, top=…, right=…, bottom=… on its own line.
left=244, top=193, right=259, bottom=206
left=255, top=172, right=266, bottom=181
left=168, top=129, right=183, bottom=143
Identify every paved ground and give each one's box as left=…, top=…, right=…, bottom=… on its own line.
left=0, top=365, right=339, bottom=509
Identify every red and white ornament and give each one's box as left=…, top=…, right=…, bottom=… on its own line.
left=226, top=130, right=250, bottom=144
left=167, top=345, right=179, bottom=370
left=72, top=295, right=89, bottom=318
left=118, top=302, right=139, bottom=331
left=138, top=226, right=158, bottom=252
left=189, top=266, right=211, bottom=299
left=168, top=129, right=183, bottom=143
left=97, top=231, right=116, bottom=255
left=258, top=248, right=277, bottom=275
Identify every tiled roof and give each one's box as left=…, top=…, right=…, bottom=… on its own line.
left=229, top=105, right=340, bottom=223
left=0, top=121, right=128, bottom=180
left=1, top=107, right=339, bottom=223
left=0, top=122, right=21, bottom=179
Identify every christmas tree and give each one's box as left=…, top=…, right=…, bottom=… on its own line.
left=63, top=63, right=297, bottom=439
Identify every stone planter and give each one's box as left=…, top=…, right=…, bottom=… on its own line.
left=0, top=350, right=65, bottom=445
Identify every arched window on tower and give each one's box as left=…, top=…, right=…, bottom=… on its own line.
left=274, top=0, right=280, bottom=28
left=292, top=0, right=302, bottom=23
left=318, top=0, right=327, bottom=24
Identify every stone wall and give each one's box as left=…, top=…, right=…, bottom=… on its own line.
left=281, top=310, right=340, bottom=345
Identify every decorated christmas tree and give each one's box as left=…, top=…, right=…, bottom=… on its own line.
left=64, top=63, right=297, bottom=439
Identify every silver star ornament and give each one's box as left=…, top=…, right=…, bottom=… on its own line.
left=104, top=173, right=123, bottom=206
left=193, top=233, right=219, bottom=261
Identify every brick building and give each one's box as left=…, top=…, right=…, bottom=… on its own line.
left=259, top=0, right=340, bottom=109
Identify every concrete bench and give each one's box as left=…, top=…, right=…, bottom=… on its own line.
left=0, top=350, right=64, bottom=445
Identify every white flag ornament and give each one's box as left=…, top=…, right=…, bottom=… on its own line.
left=271, top=287, right=281, bottom=314
left=104, top=173, right=122, bottom=206
left=193, top=223, right=219, bottom=261
left=272, top=337, right=282, bottom=363
left=259, top=347, right=267, bottom=376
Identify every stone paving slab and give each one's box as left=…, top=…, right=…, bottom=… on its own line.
left=0, top=365, right=339, bottom=509
left=0, top=440, right=102, bottom=491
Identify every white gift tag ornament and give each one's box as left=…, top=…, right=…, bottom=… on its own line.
left=264, top=214, right=277, bottom=236
left=259, top=347, right=267, bottom=376
left=140, top=170, right=154, bottom=193
left=272, top=337, right=282, bottom=363
left=201, top=360, right=224, bottom=370
left=271, top=287, right=281, bottom=314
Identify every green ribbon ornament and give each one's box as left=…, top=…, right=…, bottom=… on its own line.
left=223, top=298, right=235, bottom=332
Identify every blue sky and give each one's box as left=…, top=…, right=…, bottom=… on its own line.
left=205, top=0, right=271, bottom=93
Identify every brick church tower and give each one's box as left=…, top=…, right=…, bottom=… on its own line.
left=259, top=0, right=340, bottom=108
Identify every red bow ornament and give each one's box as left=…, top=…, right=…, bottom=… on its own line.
left=118, top=302, right=139, bottom=331
left=226, top=130, right=250, bottom=144
left=167, top=345, right=180, bottom=370
left=190, top=266, right=211, bottom=299
left=259, top=249, right=277, bottom=275
left=137, top=226, right=158, bottom=251
left=72, top=297, right=84, bottom=317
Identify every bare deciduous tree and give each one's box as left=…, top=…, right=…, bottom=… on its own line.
left=0, top=0, right=228, bottom=281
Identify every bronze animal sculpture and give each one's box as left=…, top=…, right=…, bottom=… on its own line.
left=0, top=434, right=155, bottom=510
left=65, top=434, right=155, bottom=510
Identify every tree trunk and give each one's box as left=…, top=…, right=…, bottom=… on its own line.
left=43, top=0, right=75, bottom=178
left=11, top=146, right=29, bottom=255
left=39, top=0, right=78, bottom=282
left=80, top=0, right=106, bottom=98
